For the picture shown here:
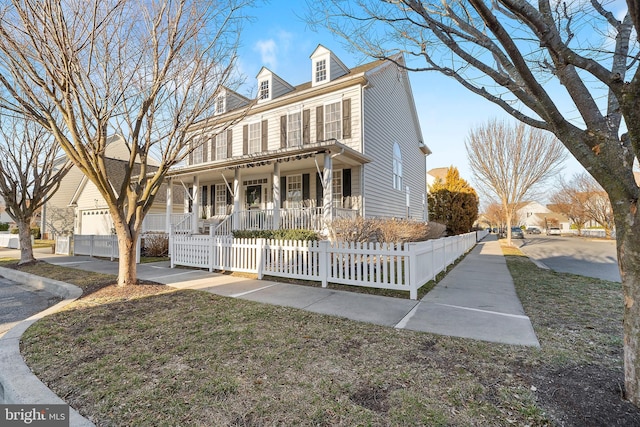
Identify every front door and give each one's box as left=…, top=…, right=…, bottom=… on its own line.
left=246, top=184, right=262, bottom=210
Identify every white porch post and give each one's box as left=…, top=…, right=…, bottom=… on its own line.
left=233, top=168, right=241, bottom=230
left=272, top=162, right=280, bottom=230
left=323, top=153, right=333, bottom=227
left=165, top=178, right=172, bottom=233
left=192, top=175, right=200, bottom=234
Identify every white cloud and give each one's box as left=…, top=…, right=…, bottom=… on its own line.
left=254, top=39, right=278, bottom=70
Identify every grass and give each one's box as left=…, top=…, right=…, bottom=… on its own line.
left=15, top=247, right=640, bottom=426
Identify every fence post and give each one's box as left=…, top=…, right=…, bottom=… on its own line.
left=170, top=225, right=175, bottom=268
left=256, top=238, right=265, bottom=280
left=319, top=240, right=329, bottom=288
left=209, top=226, right=215, bottom=272
left=408, top=243, right=418, bottom=300
left=89, top=235, right=94, bottom=257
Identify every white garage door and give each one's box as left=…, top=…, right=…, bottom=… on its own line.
left=80, top=209, right=113, bottom=235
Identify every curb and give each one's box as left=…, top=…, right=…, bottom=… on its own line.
left=0, top=266, right=95, bottom=427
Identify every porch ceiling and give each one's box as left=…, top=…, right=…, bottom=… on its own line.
left=166, top=141, right=371, bottom=183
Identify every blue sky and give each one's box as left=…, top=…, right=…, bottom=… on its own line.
left=234, top=0, right=590, bottom=198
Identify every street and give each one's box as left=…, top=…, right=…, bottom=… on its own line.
left=518, top=234, right=621, bottom=282
left=0, top=276, right=59, bottom=338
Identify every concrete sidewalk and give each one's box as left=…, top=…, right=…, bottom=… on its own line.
left=0, top=235, right=538, bottom=425
left=2, top=235, right=539, bottom=346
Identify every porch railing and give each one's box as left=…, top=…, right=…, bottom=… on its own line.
left=142, top=213, right=191, bottom=233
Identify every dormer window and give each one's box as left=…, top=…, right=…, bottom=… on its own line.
left=315, top=59, right=327, bottom=83
left=259, top=80, right=269, bottom=100
left=215, top=95, right=225, bottom=114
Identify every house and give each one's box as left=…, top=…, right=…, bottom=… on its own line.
left=42, top=135, right=184, bottom=237
left=161, top=45, right=431, bottom=234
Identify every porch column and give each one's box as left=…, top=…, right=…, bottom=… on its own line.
left=192, top=175, right=200, bottom=234
left=165, top=178, right=172, bottom=233
left=233, top=168, right=241, bottom=230
left=272, top=162, right=280, bottom=230
left=323, top=153, right=333, bottom=227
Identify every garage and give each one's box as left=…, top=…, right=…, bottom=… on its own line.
left=80, top=209, right=113, bottom=235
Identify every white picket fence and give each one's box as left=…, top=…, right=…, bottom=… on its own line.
left=73, top=235, right=141, bottom=263
left=55, top=236, right=71, bottom=255
left=171, top=230, right=486, bottom=299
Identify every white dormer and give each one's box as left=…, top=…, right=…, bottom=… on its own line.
left=310, top=45, right=349, bottom=87
left=256, top=67, right=294, bottom=103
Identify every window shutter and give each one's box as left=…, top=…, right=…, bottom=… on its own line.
left=210, top=137, right=216, bottom=161
left=242, top=125, right=248, bottom=155
left=302, top=173, right=310, bottom=204
left=280, top=176, right=287, bottom=208
left=303, top=109, right=310, bottom=144
left=343, top=169, right=351, bottom=209
left=188, top=141, right=193, bottom=165
left=316, top=173, right=323, bottom=207
left=188, top=186, right=193, bottom=212
left=342, top=98, right=351, bottom=138
left=261, top=119, right=268, bottom=152
left=280, top=115, right=287, bottom=148
left=202, top=138, right=208, bottom=162
left=316, top=105, right=324, bottom=142
left=227, top=129, right=233, bottom=158
left=202, top=186, right=208, bottom=214
left=226, top=186, right=232, bottom=206
left=210, top=186, right=215, bottom=212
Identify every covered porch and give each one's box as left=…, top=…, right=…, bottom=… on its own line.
left=150, top=142, right=370, bottom=234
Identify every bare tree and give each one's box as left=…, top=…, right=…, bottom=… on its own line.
left=576, top=173, right=616, bottom=238
left=0, top=0, right=251, bottom=285
left=0, top=115, right=71, bottom=264
left=466, top=120, right=566, bottom=245
left=310, top=0, right=640, bottom=403
left=551, top=174, right=600, bottom=236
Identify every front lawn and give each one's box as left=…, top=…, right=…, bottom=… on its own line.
left=16, top=250, right=640, bottom=425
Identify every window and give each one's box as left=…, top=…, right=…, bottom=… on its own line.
left=215, top=96, right=225, bottom=114
left=215, top=132, right=227, bottom=160
left=259, top=80, right=269, bottom=100
left=287, top=175, right=302, bottom=208
left=215, top=184, right=227, bottom=216
left=332, top=170, right=343, bottom=208
left=393, top=142, right=403, bottom=190
left=325, top=101, right=341, bottom=140
left=315, top=59, right=327, bottom=83
left=287, top=112, right=301, bottom=147
left=248, top=122, right=261, bottom=154
left=192, top=138, right=203, bottom=164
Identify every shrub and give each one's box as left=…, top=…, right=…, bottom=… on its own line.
left=142, top=233, right=169, bottom=257
left=0, top=223, right=8, bottom=231
left=10, top=228, right=18, bottom=234
left=232, top=229, right=319, bottom=241
left=30, top=227, right=41, bottom=239
left=329, top=217, right=447, bottom=243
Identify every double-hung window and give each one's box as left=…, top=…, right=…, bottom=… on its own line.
left=315, top=59, right=327, bottom=83
left=325, top=101, right=341, bottom=140
left=332, top=170, right=343, bottom=208
left=215, top=96, right=225, bottom=114
left=215, top=184, right=227, bottom=216
left=192, top=138, right=203, bottom=164
left=287, top=112, right=302, bottom=147
left=215, top=132, right=227, bottom=160
left=259, top=80, right=269, bottom=100
left=248, top=122, right=261, bottom=154
left=287, top=175, right=303, bottom=208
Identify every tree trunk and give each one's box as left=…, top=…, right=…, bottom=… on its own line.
left=113, top=221, right=139, bottom=287
left=616, top=199, right=640, bottom=404
left=16, top=219, right=35, bottom=265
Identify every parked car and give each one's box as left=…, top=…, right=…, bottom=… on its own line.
left=547, top=227, right=561, bottom=235
left=526, top=227, right=541, bottom=234
left=511, top=227, right=524, bottom=239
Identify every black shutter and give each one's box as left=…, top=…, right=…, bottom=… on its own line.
left=243, top=125, right=248, bottom=155
left=211, top=186, right=215, bottom=214
left=227, top=129, right=233, bottom=158
left=226, top=186, right=232, bottom=207
left=211, top=137, right=216, bottom=161
left=302, top=173, right=310, bottom=205
left=188, top=186, right=193, bottom=212
left=280, top=115, right=287, bottom=148
left=303, top=109, right=310, bottom=144
left=316, top=105, right=324, bottom=141
left=343, top=169, right=351, bottom=209
left=202, top=186, right=208, bottom=216
left=188, top=141, right=193, bottom=165
left=342, top=98, right=351, bottom=138
left=280, top=176, right=287, bottom=208
left=316, top=173, right=323, bottom=207
left=202, top=138, right=208, bottom=162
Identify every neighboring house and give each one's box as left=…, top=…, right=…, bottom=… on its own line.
left=42, top=135, right=183, bottom=236
left=516, top=201, right=552, bottom=229
left=162, top=45, right=431, bottom=234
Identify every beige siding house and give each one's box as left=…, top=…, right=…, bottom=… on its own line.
left=163, top=45, right=430, bottom=234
